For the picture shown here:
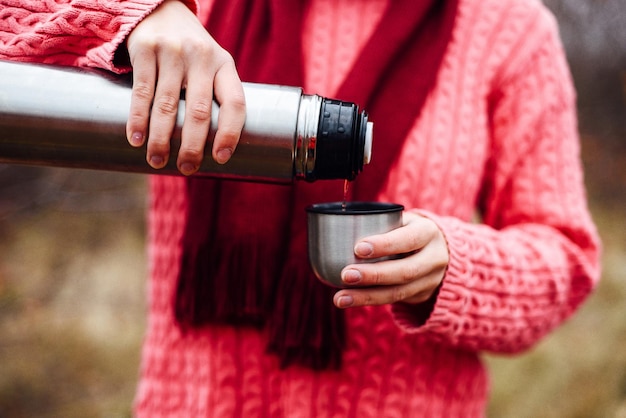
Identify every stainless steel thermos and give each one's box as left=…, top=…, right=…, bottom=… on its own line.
left=0, top=60, right=372, bottom=182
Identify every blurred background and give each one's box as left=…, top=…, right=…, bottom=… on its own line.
left=0, top=1, right=624, bottom=417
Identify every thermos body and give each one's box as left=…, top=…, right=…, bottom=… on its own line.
left=0, top=60, right=372, bottom=183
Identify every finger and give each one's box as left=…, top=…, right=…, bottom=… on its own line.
left=211, top=60, right=246, bottom=164
left=341, top=242, right=448, bottom=287
left=146, top=56, right=185, bottom=169
left=178, top=69, right=214, bottom=175
left=333, top=269, right=444, bottom=308
left=127, top=46, right=157, bottom=148
left=353, top=214, right=439, bottom=259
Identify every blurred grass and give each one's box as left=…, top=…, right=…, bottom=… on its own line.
left=0, top=169, right=147, bottom=417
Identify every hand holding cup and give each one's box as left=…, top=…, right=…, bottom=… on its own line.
left=307, top=203, right=449, bottom=309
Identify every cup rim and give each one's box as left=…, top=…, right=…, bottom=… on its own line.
left=306, top=201, right=404, bottom=215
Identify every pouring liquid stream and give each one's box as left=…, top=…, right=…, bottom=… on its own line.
left=342, top=179, right=351, bottom=211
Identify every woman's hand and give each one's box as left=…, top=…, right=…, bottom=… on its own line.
left=333, top=211, right=449, bottom=309
left=125, top=0, right=246, bottom=175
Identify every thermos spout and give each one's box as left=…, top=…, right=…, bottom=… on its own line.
left=0, top=60, right=372, bottom=183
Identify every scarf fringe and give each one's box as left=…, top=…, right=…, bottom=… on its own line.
left=266, top=260, right=346, bottom=370
left=175, top=238, right=345, bottom=370
left=175, top=240, right=281, bottom=328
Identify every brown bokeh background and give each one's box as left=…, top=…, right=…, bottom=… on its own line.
left=1, top=1, right=625, bottom=416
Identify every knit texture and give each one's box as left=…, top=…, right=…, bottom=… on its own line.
left=0, top=0, right=601, bottom=416
left=0, top=0, right=197, bottom=71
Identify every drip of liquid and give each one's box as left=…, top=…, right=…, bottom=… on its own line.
left=342, top=179, right=351, bottom=211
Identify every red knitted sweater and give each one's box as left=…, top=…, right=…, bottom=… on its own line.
left=0, top=0, right=601, bottom=416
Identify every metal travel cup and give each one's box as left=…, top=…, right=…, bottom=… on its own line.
left=306, top=202, right=404, bottom=287
left=0, top=60, right=373, bottom=183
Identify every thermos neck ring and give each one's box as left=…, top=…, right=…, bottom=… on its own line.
left=294, top=94, right=322, bottom=180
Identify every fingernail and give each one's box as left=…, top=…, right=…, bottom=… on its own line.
left=336, top=295, right=354, bottom=308
left=215, top=148, right=232, bottom=164
left=342, top=269, right=361, bottom=284
left=179, top=162, right=197, bottom=175
left=355, top=242, right=374, bottom=257
left=149, top=155, right=164, bottom=168
left=130, top=132, right=144, bottom=147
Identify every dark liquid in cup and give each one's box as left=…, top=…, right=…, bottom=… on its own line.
left=307, top=201, right=404, bottom=215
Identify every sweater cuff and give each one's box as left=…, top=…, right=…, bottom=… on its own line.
left=390, top=210, right=471, bottom=342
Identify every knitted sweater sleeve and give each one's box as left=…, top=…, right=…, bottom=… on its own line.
left=392, top=5, right=601, bottom=354
left=0, top=0, right=198, bottom=72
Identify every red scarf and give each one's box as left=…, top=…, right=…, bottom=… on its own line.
left=175, top=0, right=458, bottom=369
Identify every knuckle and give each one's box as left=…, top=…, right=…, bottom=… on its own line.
left=128, top=110, right=149, bottom=129
left=185, top=39, right=218, bottom=61
left=371, top=270, right=385, bottom=285
left=128, top=37, right=156, bottom=59
left=132, top=81, right=154, bottom=102
left=182, top=37, right=208, bottom=54
left=187, top=100, right=212, bottom=123
left=128, top=111, right=146, bottom=124
left=154, top=94, right=180, bottom=116
left=147, top=131, right=171, bottom=148
left=215, top=49, right=236, bottom=66
left=179, top=146, right=204, bottom=164
left=391, top=287, right=409, bottom=303
left=154, top=34, right=183, bottom=55
left=404, top=263, right=423, bottom=283
left=409, top=234, right=424, bottom=250
left=362, top=294, right=374, bottom=306
left=188, top=42, right=234, bottom=69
